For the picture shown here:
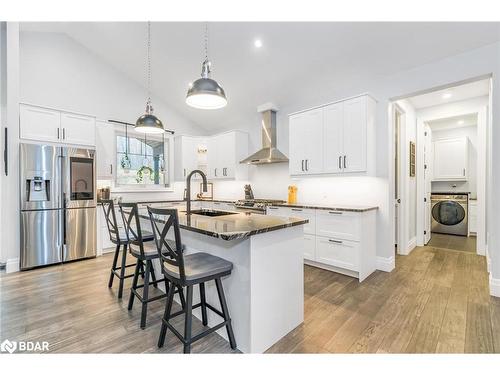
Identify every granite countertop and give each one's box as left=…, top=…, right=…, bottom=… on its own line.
left=269, top=202, right=378, bottom=212
left=137, top=208, right=308, bottom=241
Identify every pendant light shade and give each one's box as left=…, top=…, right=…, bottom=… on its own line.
left=135, top=21, right=165, bottom=134
left=186, top=24, right=227, bottom=110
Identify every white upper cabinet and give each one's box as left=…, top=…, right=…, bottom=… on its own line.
left=432, top=137, right=469, bottom=181
left=174, top=136, right=207, bottom=180
left=60, top=112, right=96, bottom=146
left=20, top=104, right=61, bottom=143
left=20, top=104, right=96, bottom=147
left=289, top=94, right=376, bottom=176
left=95, top=121, right=115, bottom=179
left=177, top=130, right=248, bottom=181
left=289, top=108, right=323, bottom=175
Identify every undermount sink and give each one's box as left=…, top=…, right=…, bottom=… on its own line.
left=186, top=209, right=238, bottom=217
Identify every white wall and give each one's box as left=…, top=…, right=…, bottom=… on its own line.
left=431, top=125, right=478, bottom=198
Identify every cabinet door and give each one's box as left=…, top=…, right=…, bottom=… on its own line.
left=95, top=121, right=115, bottom=178
left=303, top=234, right=316, bottom=261
left=433, top=137, right=468, bottom=181
left=217, top=132, right=236, bottom=178
left=289, top=109, right=323, bottom=175
left=20, top=104, right=61, bottom=143
left=342, top=96, right=367, bottom=173
left=206, top=136, right=219, bottom=179
left=182, top=136, right=198, bottom=178
left=61, top=112, right=96, bottom=146
left=323, top=102, right=344, bottom=174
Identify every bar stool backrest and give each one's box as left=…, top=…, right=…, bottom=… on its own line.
left=101, top=199, right=122, bottom=244
left=147, top=207, right=186, bottom=283
left=119, top=202, right=146, bottom=257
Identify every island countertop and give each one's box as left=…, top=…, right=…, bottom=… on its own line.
left=268, top=202, right=379, bottom=212
left=138, top=208, right=308, bottom=241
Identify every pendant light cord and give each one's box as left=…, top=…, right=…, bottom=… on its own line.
left=204, top=22, right=209, bottom=62
left=147, top=21, right=152, bottom=104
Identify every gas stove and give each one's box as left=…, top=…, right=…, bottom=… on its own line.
left=234, top=199, right=286, bottom=213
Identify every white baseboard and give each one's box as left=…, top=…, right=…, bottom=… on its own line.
left=6, top=258, right=20, bottom=273
left=406, top=237, right=417, bottom=254
left=376, top=256, right=395, bottom=272
left=490, top=276, right=500, bottom=297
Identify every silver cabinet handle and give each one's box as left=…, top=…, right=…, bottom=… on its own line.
left=343, top=155, right=347, bottom=169
left=328, top=211, right=343, bottom=215
left=291, top=208, right=303, bottom=212
left=63, top=128, right=66, bottom=140
left=305, top=159, right=309, bottom=171
left=463, top=168, right=466, bottom=176
left=338, top=156, right=342, bottom=169
left=214, top=168, right=217, bottom=177
left=268, top=207, right=278, bottom=210
left=183, top=168, right=186, bottom=177
left=301, top=160, right=304, bottom=172
left=57, top=128, right=60, bottom=139
left=329, top=239, right=343, bottom=244
left=110, top=164, right=113, bottom=175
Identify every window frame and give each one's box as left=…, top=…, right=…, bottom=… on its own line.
left=113, top=128, right=174, bottom=192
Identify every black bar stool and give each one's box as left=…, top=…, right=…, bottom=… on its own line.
left=120, top=202, right=185, bottom=329
left=101, top=199, right=140, bottom=299
left=148, top=207, right=237, bottom=353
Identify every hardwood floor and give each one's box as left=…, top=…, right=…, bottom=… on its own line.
left=268, top=245, right=500, bottom=353
left=1, top=245, right=499, bottom=354
left=428, top=233, right=477, bottom=253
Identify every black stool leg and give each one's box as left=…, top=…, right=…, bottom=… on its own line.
left=178, top=286, right=186, bottom=309
left=199, top=282, right=208, bottom=326
left=149, top=260, right=158, bottom=288
left=139, top=262, right=145, bottom=279
left=158, top=281, right=175, bottom=348
left=108, top=243, right=120, bottom=288
left=117, top=244, right=128, bottom=299
left=215, top=278, right=236, bottom=350
left=128, top=259, right=141, bottom=310
left=183, top=285, right=193, bottom=354
left=140, top=260, right=151, bottom=329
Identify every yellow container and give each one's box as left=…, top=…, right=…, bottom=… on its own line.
left=288, top=185, right=298, bottom=204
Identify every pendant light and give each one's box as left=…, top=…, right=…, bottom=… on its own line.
left=135, top=21, right=165, bottom=134
left=186, top=23, right=227, bottom=109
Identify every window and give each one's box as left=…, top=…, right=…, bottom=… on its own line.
left=115, top=132, right=171, bottom=188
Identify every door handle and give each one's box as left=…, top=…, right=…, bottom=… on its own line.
left=338, top=156, right=342, bottom=169
left=397, top=198, right=401, bottom=203
left=343, top=155, right=347, bottom=169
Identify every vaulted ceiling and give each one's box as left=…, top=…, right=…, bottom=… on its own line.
left=20, top=22, right=500, bottom=131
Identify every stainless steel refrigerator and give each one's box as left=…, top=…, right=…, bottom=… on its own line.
left=20, top=143, right=97, bottom=270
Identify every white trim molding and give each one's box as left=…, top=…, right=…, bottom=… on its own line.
left=407, top=237, right=417, bottom=254
left=490, top=275, right=500, bottom=298
left=376, top=256, right=395, bottom=272
left=6, top=258, right=19, bottom=273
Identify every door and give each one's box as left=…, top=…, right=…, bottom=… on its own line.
left=63, top=147, right=96, bottom=209
left=61, top=112, right=96, bottom=146
left=95, top=121, right=115, bottom=178
left=343, top=96, right=367, bottom=173
left=394, top=107, right=402, bottom=251
left=20, top=209, right=62, bottom=269
left=63, top=207, right=97, bottom=261
left=323, top=102, right=344, bottom=174
left=20, top=104, right=61, bottom=143
left=206, top=136, right=218, bottom=179
left=217, top=132, right=236, bottom=178
left=181, top=136, right=198, bottom=178
left=424, top=125, right=432, bottom=244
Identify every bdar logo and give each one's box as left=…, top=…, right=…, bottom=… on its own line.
left=1, top=339, right=17, bottom=353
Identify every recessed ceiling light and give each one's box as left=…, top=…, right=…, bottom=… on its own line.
left=254, top=39, right=263, bottom=48
left=458, top=120, right=465, bottom=125
left=442, top=92, right=452, bottom=99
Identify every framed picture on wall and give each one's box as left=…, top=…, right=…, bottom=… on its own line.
left=409, top=141, right=416, bottom=177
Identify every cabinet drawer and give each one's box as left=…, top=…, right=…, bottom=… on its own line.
left=266, top=206, right=290, bottom=216
left=303, top=234, right=316, bottom=261
left=288, top=207, right=315, bottom=235
left=316, top=210, right=361, bottom=241
left=315, top=236, right=359, bottom=271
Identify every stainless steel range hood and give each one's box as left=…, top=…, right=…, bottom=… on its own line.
left=240, top=104, right=289, bottom=165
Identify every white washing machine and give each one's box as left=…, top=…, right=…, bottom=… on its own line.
left=431, top=193, right=468, bottom=236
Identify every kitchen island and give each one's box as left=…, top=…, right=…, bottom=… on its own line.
left=136, top=206, right=308, bottom=353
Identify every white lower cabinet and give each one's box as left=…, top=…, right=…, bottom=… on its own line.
left=267, top=205, right=376, bottom=281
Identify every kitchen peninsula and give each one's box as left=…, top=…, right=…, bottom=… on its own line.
left=136, top=204, right=308, bottom=353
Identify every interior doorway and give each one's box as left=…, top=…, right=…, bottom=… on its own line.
left=390, top=76, right=491, bottom=258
